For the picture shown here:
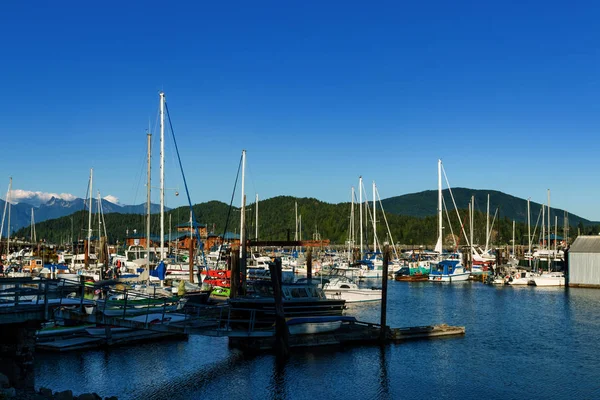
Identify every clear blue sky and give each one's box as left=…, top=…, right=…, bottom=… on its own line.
left=1, top=1, right=599, bottom=220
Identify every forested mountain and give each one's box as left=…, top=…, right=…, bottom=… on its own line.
left=380, top=188, right=597, bottom=227
left=12, top=193, right=599, bottom=248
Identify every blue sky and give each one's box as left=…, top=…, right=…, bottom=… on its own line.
left=1, top=1, right=599, bottom=220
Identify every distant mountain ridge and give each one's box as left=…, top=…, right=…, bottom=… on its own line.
left=0, top=197, right=165, bottom=234
left=380, top=188, right=597, bottom=227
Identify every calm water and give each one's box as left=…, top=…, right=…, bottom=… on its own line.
left=35, top=282, right=600, bottom=400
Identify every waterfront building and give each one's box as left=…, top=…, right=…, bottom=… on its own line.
left=567, top=235, right=600, bottom=288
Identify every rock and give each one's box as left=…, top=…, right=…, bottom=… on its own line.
left=54, top=390, right=74, bottom=400
left=0, top=373, right=10, bottom=389
left=39, top=387, right=53, bottom=397
left=104, top=397, right=118, bottom=400
left=0, top=387, right=16, bottom=397
left=77, top=393, right=101, bottom=400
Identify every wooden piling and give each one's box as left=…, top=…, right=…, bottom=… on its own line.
left=269, top=258, right=289, bottom=357
left=380, top=244, right=390, bottom=342
left=230, top=248, right=239, bottom=299
left=306, top=247, right=312, bottom=280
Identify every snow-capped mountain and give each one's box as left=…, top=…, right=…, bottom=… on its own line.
left=0, top=197, right=166, bottom=234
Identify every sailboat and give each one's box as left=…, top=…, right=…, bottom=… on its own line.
left=428, top=160, right=469, bottom=282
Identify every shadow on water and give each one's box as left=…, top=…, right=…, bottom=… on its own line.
left=268, top=354, right=288, bottom=400
left=376, top=345, right=390, bottom=400
left=130, top=349, right=254, bottom=400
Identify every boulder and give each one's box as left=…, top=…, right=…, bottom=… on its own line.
left=54, top=389, right=74, bottom=400
left=39, top=387, right=53, bottom=397
left=77, top=393, right=101, bottom=400
left=0, top=373, right=10, bottom=389
left=0, top=387, right=16, bottom=398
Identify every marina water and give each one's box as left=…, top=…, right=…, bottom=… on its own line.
left=35, top=282, right=600, bottom=399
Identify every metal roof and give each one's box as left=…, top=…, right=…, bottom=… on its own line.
left=569, top=236, right=600, bottom=253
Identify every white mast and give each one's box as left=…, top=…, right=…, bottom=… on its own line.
left=350, top=186, right=355, bottom=260
left=359, top=176, right=363, bottom=260
left=554, top=216, right=558, bottom=262
left=31, top=208, right=36, bottom=243
left=294, top=201, right=298, bottom=241
left=146, top=130, right=151, bottom=270
left=485, top=194, right=490, bottom=253
left=255, top=193, right=259, bottom=250
left=434, top=159, right=443, bottom=254
left=470, top=196, right=474, bottom=266
left=87, top=168, right=93, bottom=261
left=542, top=204, right=545, bottom=253
left=527, top=198, right=531, bottom=267
left=512, top=220, right=515, bottom=257
left=159, top=91, right=165, bottom=260
left=372, top=181, right=376, bottom=253
left=239, top=150, right=246, bottom=259
left=547, top=189, right=551, bottom=259
left=6, top=177, right=12, bottom=262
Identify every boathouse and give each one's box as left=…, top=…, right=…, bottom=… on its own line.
left=567, top=236, right=600, bottom=288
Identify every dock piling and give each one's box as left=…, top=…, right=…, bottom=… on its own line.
left=380, top=244, right=390, bottom=342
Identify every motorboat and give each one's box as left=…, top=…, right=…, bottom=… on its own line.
left=428, top=259, right=470, bottom=282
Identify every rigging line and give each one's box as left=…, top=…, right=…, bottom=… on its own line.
left=164, top=101, right=207, bottom=268
left=217, top=153, right=243, bottom=266
left=375, top=186, right=399, bottom=260
left=441, top=163, right=471, bottom=247
left=531, top=205, right=543, bottom=246
left=0, top=184, right=9, bottom=240
left=441, top=196, right=457, bottom=249
left=486, top=208, right=499, bottom=250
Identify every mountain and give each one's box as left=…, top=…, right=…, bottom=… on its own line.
left=0, top=197, right=165, bottom=234
left=10, top=189, right=600, bottom=246
left=380, top=188, right=597, bottom=227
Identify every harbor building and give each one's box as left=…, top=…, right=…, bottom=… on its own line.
left=567, top=235, right=600, bottom=288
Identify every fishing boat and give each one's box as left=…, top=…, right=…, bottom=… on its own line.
left=286, top=316, right=356, bottom=335
left=395, top=266, right=429, bottom=282
left=428, top=259, right=470, bottom=282
left=316, top=267, right=381, bottom=302
left=227, top=280, right=346, bottom=327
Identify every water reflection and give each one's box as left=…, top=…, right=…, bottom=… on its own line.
left=376, top=345, right=390, bottom=400
left=268, top=355, right=288, bottom=400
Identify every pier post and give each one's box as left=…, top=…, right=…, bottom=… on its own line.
left=380, top=244, right=390, bottom=342
left=230, top=248, right=239, bottom=299
left=269, top=258, right=289, bottom=357
left=0, top=321, right=40, bottom=389
left=306, top=247, right=312, bottom=280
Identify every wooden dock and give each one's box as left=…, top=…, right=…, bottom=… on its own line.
left=229, top=321, right=465, bottom=351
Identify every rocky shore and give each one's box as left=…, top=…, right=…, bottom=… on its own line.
left=0, top=373, right=117, bottom=400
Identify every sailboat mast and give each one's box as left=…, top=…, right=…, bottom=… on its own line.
left=239, top=150, right=246, bottom=259
left=485, top=194, right=490, bottom=253
left=547, top=189, right=551, bottom=259
left=6, top=177, right=12, bottom=262
left=435, top=159, right=443, bottom=254
left=470, top=196, right=474, bottom=266
left=554, top=216, right=558, bottom=262
left=160, top=91, right=165, bottom=260
left=31, top=208, right=36, bottom=243
left=87, top=168, right=93, bottom=262
left=372, top=181, right=376, bottom=253
left=512, top=220, right=515, bottom=257
left=350, top=186, right=355, bottom=258
left=542, top=204, right=545, bottom=252
left=359, top=176, right=363, bottom=260
left=527, top=198, right=531, bottom=268
left=147, top=130, right=152, bottom=268
left=255, top=193, right=259, bottom=251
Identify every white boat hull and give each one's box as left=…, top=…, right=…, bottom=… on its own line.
left=324, top=289, right=382, bottom=303
left=288, top=321, right=342, bottom=335
left=428, top=272, right=470, bottom=282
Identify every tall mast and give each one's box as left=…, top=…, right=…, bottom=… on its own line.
left=359, top=176, right=363, bottom=260
left=547, top=189, right=551, bottom=258
left=527, top=198, right=531, bottom=267
left=435, top=159, right=443, bottom=254
left=159, top=91, right=165, bottom=260
left=255, top=193, right=259, bottom=252
left=372, top=181, right=376, bottom=253
left=6, top=177, right=12, bottom=262
left=485, top=194, right=490, bottom=253
left=294, top=201, right=298, bottom=241
left=542, top=204, right=545, bottom=252
left=350, top=186, right=355, bottom=259
left=470, top=196, right=474, bottom=265
left=146, top=130, right=152, bottom=269
left=87, top=168, right=93, bottom=262
left=554, top=216, right=558, bottom=262
left=239, top=150, right=246, bottom=259
left=512, top=220, right=515, bottom=257
left=31, top=208, right=36, bottom=243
